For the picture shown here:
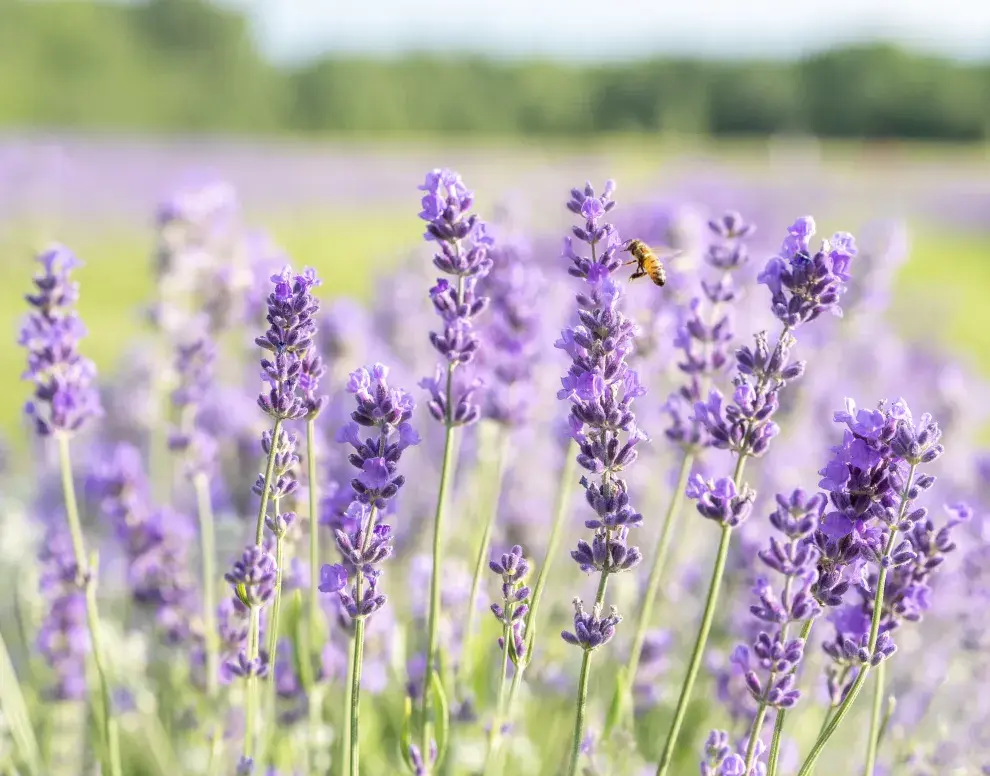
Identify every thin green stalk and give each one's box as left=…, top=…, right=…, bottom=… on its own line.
left=341, top=637, right=355, bottom=774
left=194, top=473, right=220, bottom=700
left=245, top=607, right=260, bottom=759
left=863, top=657, right=886, bottom=775
left=421, top=409, right=459, bottom=766
left=0, top=626, right=41, bottom=775
left=305, top=418, right=322, bottom=776
left=482, top=624, right=511, bottom=775
left=611, top=450, right=694, bottom=735
left=56, top=435, right=122, bottom=776
left=458, top=428, right=509, bottom=690
left=266, top=523, right=287, bottom=682
left=349, top=619, right=366, bottom=776
left=796, top=464, right=916, bottom=776
left=255, top=419, right=284, bottom=544
left=656, top=454, right=748, bottom=776
left=345, top=504, right=379, bottom=775
left=566, top=571, right=610, bottom=776
left=766, top=618, right=816, bottom=776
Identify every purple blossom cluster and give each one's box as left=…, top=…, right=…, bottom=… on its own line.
left=418, top=169, right=493, bottom=427
left=489, top=545, right=532, bottom=662
left=665, top=212, right=755, bottom=450
left=557, top=181, right=646, bottom=652
left=321, top=363, right=419, bottom=620
left=20, top=245, right=102, bottom=436
left=168, top=334, right=219, bottom=477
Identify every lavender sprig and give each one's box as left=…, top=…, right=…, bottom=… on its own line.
left=323, top=362, right=419, bottom=776
left=241, top=264, right=319, bottom=759
left=416, top=168, right=492, bottom=772
left=729, top=490, right=824, bottom=771
left=19, top=246, right=122, bottom=776
left=795, top=400, right=947, bottom=776
left=555, top=180, right=647, bottom=776
left=657, top=217, right=857, bottom=776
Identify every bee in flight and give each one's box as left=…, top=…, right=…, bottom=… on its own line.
left=620, top=239, right=679, bottom=287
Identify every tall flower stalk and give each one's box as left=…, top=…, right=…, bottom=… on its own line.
left=19, top=245, right=121, bottom=776
left=656, top=217, right=857, bottom=776
left=793, top=400, right=947, bottom=775
left=556, top=180, right=647, bottom=776
left=240, top=265, right=320, bottom=757
left=613, top=211, right=754, bottom=733
left=322, top=363, right=419, bottom=776
left=416, top=168, right=493, bottom=771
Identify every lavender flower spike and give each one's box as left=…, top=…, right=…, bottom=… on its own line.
left=20, top=245, right=121, bottom=775
left=557, top=180, right=645, bottom=776
left=417, top=168, right=493, bottom=771
left=326, top=362, right=418, bottom=776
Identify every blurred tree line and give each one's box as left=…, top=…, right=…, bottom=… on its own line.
left=2, top=0, right=988, bottom=140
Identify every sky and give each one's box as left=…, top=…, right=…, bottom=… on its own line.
left=226, top=0, right=990, bottom=64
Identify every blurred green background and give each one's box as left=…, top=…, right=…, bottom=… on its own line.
left=1, top=0, right=989, bottom=440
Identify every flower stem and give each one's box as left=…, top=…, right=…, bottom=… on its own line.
left=656, top=454, right=747, bottom=776
left=349, top=619, right=366, bottom=776
left=266, top=521, right=287, bottom=683
left=245, top=607, right=259, bottom=759
left=483, top=624, right=512, bottom=775
left=766, top=618, right=816, bottom=776
left=458, top=427, right=509, bottom=692
left=341, top=637, right=355, bottom=774
left=421, top=398, right=459, bottom=767
left=255, top=419, right=284, bottom=545
left=795, top=464, right=916, bottom=776
left=612, top=450, right=694, bottom=735
left=194, top=473, right=220, bottom=700
left=567, top=570, right=610, bottom=776
left=863, top=655, right=886, bottom=775
left=56, top=434, right=122, bottom=776
left=307, top=419, right=322, bottom=652
left=345, top=504, right=378, bottom=776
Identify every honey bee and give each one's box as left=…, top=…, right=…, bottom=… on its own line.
left=621, top=239, right=678, bottom=287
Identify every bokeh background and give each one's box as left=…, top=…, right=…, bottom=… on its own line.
left=1, top=0, right=989, bottom=448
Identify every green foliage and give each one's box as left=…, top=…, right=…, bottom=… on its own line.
left=2, top=1, right=990, bottom=139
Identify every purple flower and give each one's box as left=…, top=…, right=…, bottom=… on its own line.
left=558, top=180, right=644, bottom=650
left=225, top=545, right=277, bottom=609
left=561, top=598, right=622, bottom=652
left=319, top=564, right=348, bottom=594
left=255, top=265, right=321, bottom=421
left=489, top=545, right=532, bottom=664
left=20, top=244, right=102, bottom=436
left=419, top=168, right=493, bottom=427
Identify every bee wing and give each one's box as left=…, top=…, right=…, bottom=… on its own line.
left=649, top=247, right=684, bottom=260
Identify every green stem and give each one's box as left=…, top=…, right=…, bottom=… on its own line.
left=656, top=455, right=747, bottom=776
left=194, top=473, right=220, bottom=700
left=56, top=435, right=122, bottom=776
left=863, top=658, right=886, bottom=775
left=341, top=637, right=355, bottom=775
left=421, top=407, right=459, bottom=767
left=305, top=419, right=322, bottom=776
left=0, top=625, right=41, bottom=775
left=567, top=570, right=610, bottom=776
left=612, top=450, right=694, bottom=734
left=744, top=704, right=770, bottom=768
left=458, top=428, right=509, bottom=692
left=483, top=625, right=511, bottom=775
left=348, top=503, right=379, bottom=775
left=255, top=419, right=284, bottom=545
left=267, top=524, right=287, bottom=683
left=245, top=607, right=259, bottom=759
left=349, top=619, right=366, bottom=776
left=796, top=464, right=916, bottom=776
left=766, top=618, right=816, bottom=776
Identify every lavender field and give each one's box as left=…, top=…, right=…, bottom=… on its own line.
left=1, top=135, right=989, bottom=776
